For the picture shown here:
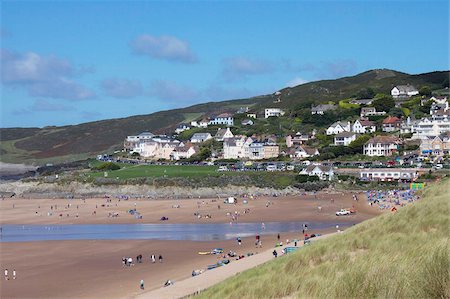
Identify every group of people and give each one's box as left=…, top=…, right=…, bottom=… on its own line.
left=123, top=254, right=163, bottom=266
left=366, top=189, right=419, bottom=210
left=4, top=269, right=16, bottom=280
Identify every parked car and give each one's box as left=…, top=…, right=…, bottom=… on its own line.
left=336, top=209, right=351, bottom=216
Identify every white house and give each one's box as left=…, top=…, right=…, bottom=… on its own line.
left=412, top=117, right=450, bottom=140
left=124, top=131, right=155, bottom=151
left=264, top=108, right=285, bottom=118
left=191, top=133, right=212, bottom=143
left=175, top=123, right=191, bottom=134
left=247, top=112, right=257, bottom=119
left=334, top=132, right=357, bottom=146
left=300, top=165, right=334, bottom=180
left=140, top=140, right=183, bottom=160
left=292, top=146, right=319, bottom=158
left=360, top=168, right=418, bottom=182
left=209, top=113, right=234, bottom=126
left=326, top=121, right=351, bottom=135
left=170, top=145, right=196, bottom=160
left=382, top=116, right=403, bottom=132
left=352, top=119, right=376, bottom=134
left=363, top=136, right=402, bottom=156
left=311, top=104, right=337, bottom=115
left=215, top=128, right=234, bottom=141
left=391, top=85, right=419, bottom=98
left=223, top=136, right=253, bottom=159
left=360, top=107, right=386, bottom=118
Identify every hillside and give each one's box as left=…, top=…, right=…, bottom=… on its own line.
left=0, top=69, right=448, bottom=164
left=197, top=180, right=449, bottom=299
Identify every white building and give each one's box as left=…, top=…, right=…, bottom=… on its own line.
left=140, top=140, right=183, bottom=160
left=360, top=168, right=418, bottom=182
left=175, top=123, right=191, bottom=134
left=412, top=118, right=450, bottom=140
left=264, top=108, right=285, bottom=118
left=360, top=107, right=386, bottom=118
left=291, top=146, right=319, bottom=159
left=215, top=127, right=234, bottom=141
left=170, top=145, right=196, bottom=160
left=353, top=119, right=376, bottom=134
left=363, top=136, right=402, bottom=157
left=334, top=132, right=358, bottom=146
left=223, top=136, right=253, bottom=159
left=300, top=165, right=334, bottom=180
left=209, top=113, right=234, bottom=126
left=326, top=121, right=351, bottom=135
left=391, top=85, right=419, bottom=98
left=191, top=133, right=212, bottom=143
left=241, top=119, right=254, bottom=126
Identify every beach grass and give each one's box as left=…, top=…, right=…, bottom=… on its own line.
left=196, top=179, right=450, bottom=299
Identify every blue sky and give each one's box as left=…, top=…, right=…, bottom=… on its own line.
left=1, top=0, right=448, bottom=128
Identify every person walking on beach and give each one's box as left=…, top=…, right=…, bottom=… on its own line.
left=4, top=268, right=8, bottom=280
left=237, top=236, right=242, bottom=246
left=277, top=233, right=280, bottom=241
left=151, top=254, right=155, bottom=263
left=272, top=250, right=278, bottom=258
left=140, top=279, right=144, bottom=290
left=12, top=269, right=16, bottom=280
left=159, top=255, right=163, bottom=263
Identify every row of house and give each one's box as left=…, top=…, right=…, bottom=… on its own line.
left=124, top=132, right=196, bottom=160
left=223, top=136, right=280, bottom=160
left=326, top=119, right=376, bottom=135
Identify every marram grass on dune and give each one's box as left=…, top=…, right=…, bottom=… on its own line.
left=197, top=180, right=450, bottom=299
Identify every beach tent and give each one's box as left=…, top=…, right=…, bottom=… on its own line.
left=224, top=197, right=236, bottom=204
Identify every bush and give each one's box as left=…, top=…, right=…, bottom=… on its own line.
left=93, top=162, right=121, bottom=171
left=296, top=174, right=319, bottom=183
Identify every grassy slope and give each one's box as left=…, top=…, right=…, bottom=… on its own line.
left=197, top=180, right=449, bottom=299
left=1, top=69, right=448, bottom=164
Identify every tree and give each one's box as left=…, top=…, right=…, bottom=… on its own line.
left=372, top=95, right=395, bottom=112
left=419, top=86, right=432, bottom=97
left=356, top=88, right=375, bottom=99
left=348, top=134, right=371, bottom=153
left=389, top=107, right=405, bottom=118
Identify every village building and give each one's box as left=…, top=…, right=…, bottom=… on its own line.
left=208, top=113, right=234, bottom=126
left=382, top=116, right=402, bottom=132
left=170, top=145, right=196, bottom=160
left=246, top=112, right=257, bottom=119
left=264, top=108, right=285, bottom=118
left=352, top=119, right=376, bottom=134
left=175, top=123, right=191, bottom=134
left=139, top=140, right=183, bottom=160
left=191, top=133, right=212, bottom=143
left=419, top=132, right=450, bottom=156
left=300, top=165, right=334, bottom=180
left=214, top=127, right=234, bottom=141
left=360, top=168, right=418, bottom=182
left=391, top=85, right=419, bottom=98
left=223, top=136, right=253, bottom=159
left=411, top=117, right=450, bottom=139
left=285, top=133, right=312, bottom=147
left=334, top=132, right=358, bottom=146
left=241, top=119, right=254, bottom=126
left=363, top=136, right=402, bottom=156
left=360, top=107, right=386, bottom=118
left=236, top=107, right=249, bottom=114
left=290, top=146, right=320, bottom=159
left=326, top=121, right=351, bottom=135
left=124, top=132, right=155, bottom=151
left=311, top=104, right=337, bottom=115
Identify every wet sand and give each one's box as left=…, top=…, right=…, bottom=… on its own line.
left=0, top=192, right=380, bottom=299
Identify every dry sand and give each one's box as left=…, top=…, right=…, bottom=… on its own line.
left=0, top=192, right=380, bottom=299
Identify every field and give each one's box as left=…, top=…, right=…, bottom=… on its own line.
left=197, top=179, right=450, bottom=299
left=89, top=164, right=219, bottom=179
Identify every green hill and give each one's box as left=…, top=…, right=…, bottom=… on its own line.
left=197, top=180, right=449, bottom=299
left=1, top=69, right=448, bottom=164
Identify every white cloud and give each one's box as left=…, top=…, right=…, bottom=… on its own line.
left=1, top=49, right=95, bottom=100
left=149, top=80, right=199, bottom=102
left=101, top=78, right=143, bottom=99
left=130, top=34, right=197, bottom=63
left=222, top=56, right=274, bottom=81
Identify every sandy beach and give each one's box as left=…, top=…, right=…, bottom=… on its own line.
left=0, top=191, right=380, bottom=299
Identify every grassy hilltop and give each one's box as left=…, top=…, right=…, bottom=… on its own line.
left=197, top=180, right=449, bottom=299
left=1, top=69, right=448, bottom=164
